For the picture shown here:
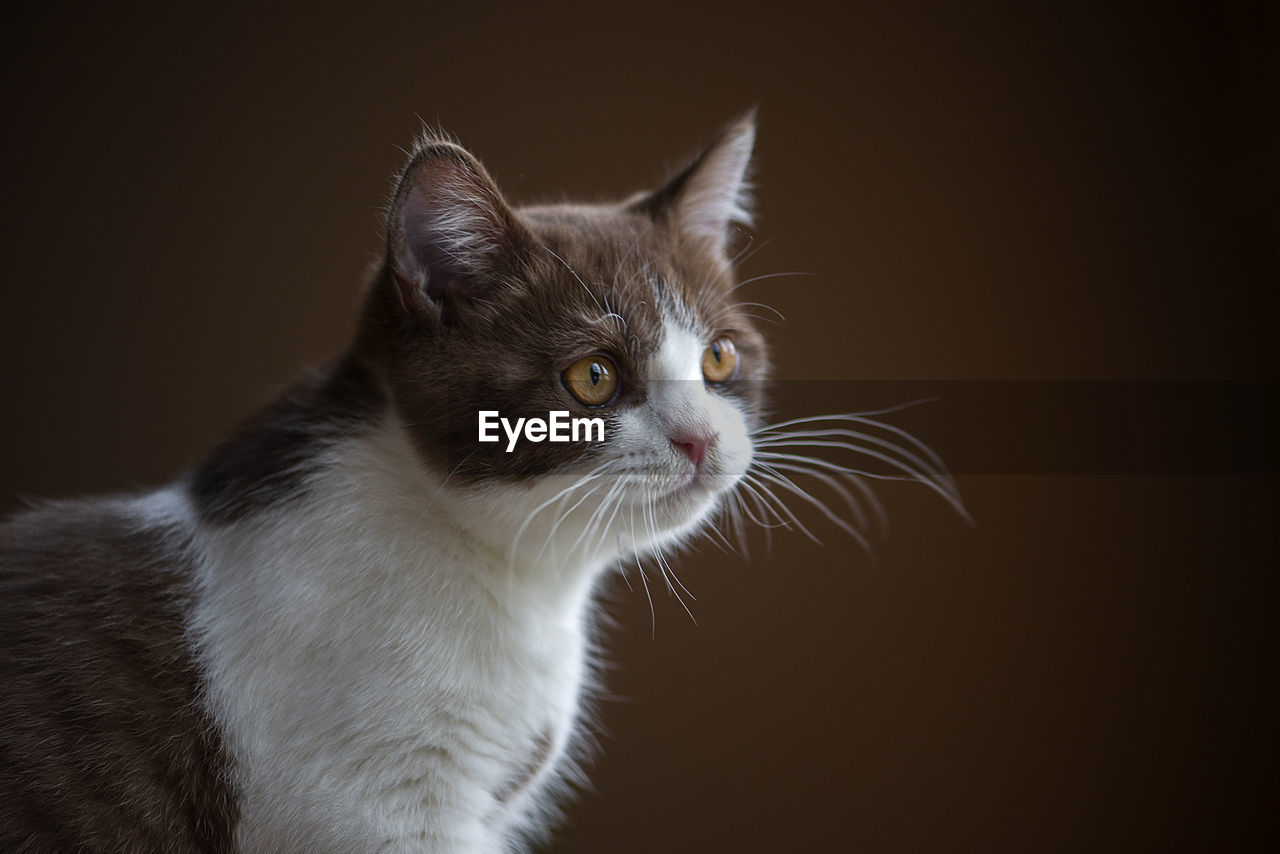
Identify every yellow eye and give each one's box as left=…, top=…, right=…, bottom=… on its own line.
left=702, top=337, right=738, bottom=383
left=562, top=356, right=619, bottom=406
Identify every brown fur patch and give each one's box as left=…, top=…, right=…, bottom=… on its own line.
left=0, top=502, right=238, bottom=851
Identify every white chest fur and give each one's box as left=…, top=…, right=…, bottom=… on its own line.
left=187, top=423, right=605, bottom=853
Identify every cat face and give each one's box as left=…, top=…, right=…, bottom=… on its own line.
left=356, top=116, right=766, bottom=560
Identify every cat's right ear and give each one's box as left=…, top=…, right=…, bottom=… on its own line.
left=386, top=141, right=532, bottom=322
left=629, top=110, right=757, bottom=258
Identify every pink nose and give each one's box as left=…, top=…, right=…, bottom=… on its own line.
left=670, top=431, right=716, bottom=469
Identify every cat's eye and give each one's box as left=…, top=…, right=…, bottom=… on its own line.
left=562, top=356, right=619, bottom=406
left=701, top=337, right=738, bottom=383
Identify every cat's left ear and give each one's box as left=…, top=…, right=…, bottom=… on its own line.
left=386, top=137, right=534, bottom=323
left=631, top=110, right=757, bottom=256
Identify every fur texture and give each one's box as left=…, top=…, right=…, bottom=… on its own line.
left=1, top=113, right=768, bottom=852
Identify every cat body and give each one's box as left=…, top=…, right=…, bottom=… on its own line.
left=1, top=115, right=764, bottom=852
left=189, top=381, right=603, bottom=851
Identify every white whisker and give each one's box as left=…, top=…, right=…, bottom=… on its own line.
left=726, top=269, right=812, bottom=294
left=754, top=438, right=958, bottom=502
left=757, top=459, right=887, bottom=534
left=509, top=459, right=615, bottom=558
left=742, top=473, right=823, bottom=546
left=546, top=246, right=610, bottom=322
left=756, top=450, right=970, bottom=522
left=628, top=502, right=657, bottom=638
left=755, top=428, right=956, bottom=498
left=752, top=464, right=871, bottom=554
left=756, top=410, right=953, bottom=482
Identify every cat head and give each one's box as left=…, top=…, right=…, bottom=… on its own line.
left=356, top=114, right=767, bottom=566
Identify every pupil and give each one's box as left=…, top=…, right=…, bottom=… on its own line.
left=712, top=342, right=722, bottom=362
left=589, top=363, right=601, bottom=385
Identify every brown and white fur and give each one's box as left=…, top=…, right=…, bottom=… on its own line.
left=2, top=115, right=765, bottom=852
left=1, top=113, right=963, bottom=852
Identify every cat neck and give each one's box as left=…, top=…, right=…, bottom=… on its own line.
left=187, top=359, right=615, bottom=622
left=323, top=409, right=616, bottom=620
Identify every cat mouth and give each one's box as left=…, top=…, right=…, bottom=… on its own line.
left=652, top=467, right=732, bottom=505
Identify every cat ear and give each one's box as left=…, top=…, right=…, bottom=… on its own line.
left=632, top=110, right=757, bottom=255
left=387, top=139, right=532, bottom=321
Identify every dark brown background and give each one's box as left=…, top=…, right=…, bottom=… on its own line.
left=2, top=2, right=1276, bottom=851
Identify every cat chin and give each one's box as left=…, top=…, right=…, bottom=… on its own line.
left=638, top=470, right=740, bottom=537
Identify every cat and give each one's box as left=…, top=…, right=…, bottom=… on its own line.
left=0, top=112, right=960, bottom=852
